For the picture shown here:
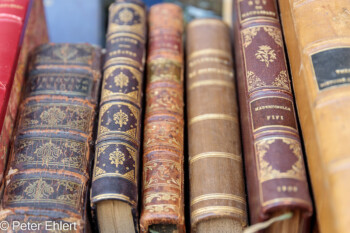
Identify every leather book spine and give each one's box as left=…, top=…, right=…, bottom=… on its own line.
left=0, top=0, right=32, bottom=177
left=0, top=44, right=102, bottom=232
left=278, top=1, right=350, bottom=232
left=0, top=0, right=48, bottom=183
left=90, top=0, right=146, bottom=224
left=233, top=0, right=313, bottom=228
left=186, top=19, right=247, bottom=231
left=140, top=3, right=185, bottom=233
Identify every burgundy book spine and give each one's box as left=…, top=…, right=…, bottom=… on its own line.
left=233, top=0, right=313, bottom=230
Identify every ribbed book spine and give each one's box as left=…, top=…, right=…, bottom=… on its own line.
left=90, top=0, right=146, bottom=226
left=186, top=19, right=247, bottom=232
left=140, top=3, right=185, bottom=233
left=0, top=44, right=102, bottom=232
left=233, top=0, right=312, bottom=230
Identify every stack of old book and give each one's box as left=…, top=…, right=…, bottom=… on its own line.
left=0, top=0, right=349, bottom=233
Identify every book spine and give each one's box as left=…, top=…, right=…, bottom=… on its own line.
left=1, top=44, right=102, bottom=232
left=186, top=19, right=247, bottom=231
left=0, top=0, right=48, bottom=183
left=90, top=0, right=146, bottom=224
left=140, top=3, right=185, bottom=233
left=279, top=1, right=350, bottom=232
left=0, top=0, right=32, bottom=170
left=233, top=0, right=312, bottom=226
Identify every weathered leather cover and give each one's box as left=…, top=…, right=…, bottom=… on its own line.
left=186, top=18, right=247, bottom=231
left=0, top=43, right=101, bottom=232
left=279, top=1, right=350, bottom=233
left=140, top=3, right=185, bottom=233
left=233, top=0, right=313, bottom=229
left=90, top=0, right=146, bottom=228
left=0, top=0, right=48, bottom=182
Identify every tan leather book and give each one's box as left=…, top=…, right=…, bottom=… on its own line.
left=140, top=3, right=185, bottom=233
left=233, top=0, right=313, bottom=232
left=279, top=1, right=350, bottom=233
left=186, top=18, right=247, bottom=233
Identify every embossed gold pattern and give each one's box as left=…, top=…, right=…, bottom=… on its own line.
left=40, top=107, right=66, bottom=126
left=93, top=141, right=137, bottom=184
left=242, top=27, right=261, bottom=47
left=145, top=192, right=178, bottom=204
left=6, top=177, right=84, bottom=208
left=20, top=103, right=94, bottom=133
left=34, top=141, right=62, bottom=166
left=255, top=45, right=276, bottom=67
left=113, top=110, right=129, bottom=127
left=119, top=8, right=134, bottom=23
left=272, top=70, right=290, bottom=90
left=114, top=71, right=129, bottom=88
left=24, top=178, right=54, bottom=200
left=263, top=26, right=283, bottom=47
left=247, top=71, right=266, bottom=91
left=109, top=148, right=126, bottom=168
left=108, top=3, right=145, bottom=36
left=256, top=138, right=306, bottom=182
left=144, top=204, right=177, bottom=213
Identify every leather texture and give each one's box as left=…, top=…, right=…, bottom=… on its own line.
left=0, top=43, right=102, bottom=232
left=186, top=18, right=247, bottom=231
left=0, top=0, right=31, bottom=132
left=90, top=0, right=146, bottom=228
left=279, top=1, right=350, bottom=233
left=140, top=3, right=185, bottom=233
left=0, top=0, right=46, bottom=183
left=233, top=0, right=313, bottom=229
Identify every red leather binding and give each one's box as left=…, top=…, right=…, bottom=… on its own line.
left=0, top=0, right=31, bottom=132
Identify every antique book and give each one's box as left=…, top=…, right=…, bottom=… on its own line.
left=0, top=44, right=102, bottom=232
left=140, top=3, right=185, bottom=233
left=279, top=1, right=350, bottom=233
left=233, top=0, right=313, bottom=232
left=90, top=0, right=146, bottom=232
left=186, top=19, right=247, bottom=233
left=0, top=0, right=48, bottom=182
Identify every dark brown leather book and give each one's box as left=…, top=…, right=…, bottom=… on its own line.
left=90, top=0, right=146, bottom=232
left=140, top=3, right=185, bottom=233
left=232, top=0, right=313, bottom=232
left=0, top=43, right=102, bottom=232
left=186, top=18, right=247, bottom=233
